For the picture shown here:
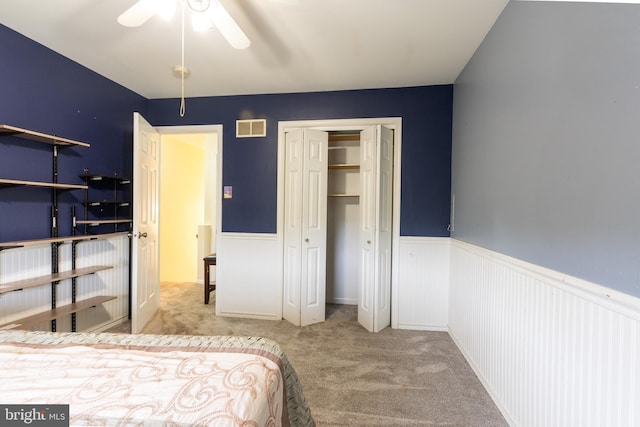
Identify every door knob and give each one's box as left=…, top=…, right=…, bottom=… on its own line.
left=304, top=238, right=309, bottom=242
left=139, top=232, right=148, bottom=238
left=367, top=240, right=371, bottom=244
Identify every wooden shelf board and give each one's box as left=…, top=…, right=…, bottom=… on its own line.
left=328, top=194, right=360, bottom=197
left=0, top=124, right=89, bottom=147
left=0, top=178, right=87, bottom=190
left=0, top=295, right=117, bottom=330
left=0, top=231, right=129, bottom=251
left=328, top=164, right=360, bottom=170
left=328, top=134, right=360, bottom=142
left=0, top=266, right=113, bottom=295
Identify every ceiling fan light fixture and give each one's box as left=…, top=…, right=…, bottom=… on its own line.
left=186, top=0, right=211, bottom=13
left=118, top=0, right=249, bottom=49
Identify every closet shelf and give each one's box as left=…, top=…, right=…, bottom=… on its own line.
left=0, top=178, right=87, bottom=190
left=328, top=164, right=360, bottom=170
left=328, top=134, right=360, bottom=142
left=0, top=232, right=129, bottom=251
left=0, top=124, right=90, bottom=147
left=0, top=295, right=117, bottom=330
left=0, top=266, right=113, bottom=295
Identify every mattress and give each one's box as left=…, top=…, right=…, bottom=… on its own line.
left=0, top=331, right=315, bottom=426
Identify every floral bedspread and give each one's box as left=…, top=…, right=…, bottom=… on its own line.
left=0, top=331, right=315, bottom=427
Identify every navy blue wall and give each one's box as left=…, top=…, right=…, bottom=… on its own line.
left=0, top=24, right=147, bottom=242
left=0, top=22, right=453, bottom=242
left=148, top=86, right=453, bottom=236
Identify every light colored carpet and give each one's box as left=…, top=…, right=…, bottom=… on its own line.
left=109, top=282, right=507, bottom=426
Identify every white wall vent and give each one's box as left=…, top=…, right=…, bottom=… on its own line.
left=236, top=119, right=266, bottom=138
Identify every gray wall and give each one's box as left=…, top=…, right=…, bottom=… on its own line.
left=451, top=1, right=640, bottom=297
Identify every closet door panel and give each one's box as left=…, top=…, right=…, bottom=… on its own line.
left=283, top=130, right=305, bottom=325
left=375, top=126, right=394, bottom=332
left=358, top=126, right=377, bottom=332
left=305, top=246, right=322, bottom=306
left=300, top=129, right=328, bottom=326
left=306, top=171, right=322, bottom=230
left=358, top=125, right=394, bottom=332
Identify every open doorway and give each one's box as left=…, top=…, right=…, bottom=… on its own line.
left=158, top=128, right=219, bottom=297
left=130, top=115, right=222, bottom=333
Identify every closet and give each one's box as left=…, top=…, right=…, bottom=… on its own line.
left=326, top=132, right=360, bottom=307
left=283, top=125, right=393, bottom=332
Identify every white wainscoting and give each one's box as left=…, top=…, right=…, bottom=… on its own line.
left=449, top=239, right=640, bottom=427
left=216, top=232, right=282, bottom=320
left=0, top=234, right=130, bottom=332
left=394, top=236, right=450, bottom=331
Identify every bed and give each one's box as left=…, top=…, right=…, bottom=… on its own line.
left=0, top=330, right=315, bottom=426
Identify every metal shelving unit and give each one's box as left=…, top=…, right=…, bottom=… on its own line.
left=0, top=124, right=118, bottom=331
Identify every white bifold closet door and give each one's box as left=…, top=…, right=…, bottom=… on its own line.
left=358, top=125, right=393, bottom=332
left=283, top=129, right=328, bottom=326
left=283, top=126, right=393, bottom=331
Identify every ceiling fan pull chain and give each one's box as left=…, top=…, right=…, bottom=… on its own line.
left=179, top=0, right=186, bottom=117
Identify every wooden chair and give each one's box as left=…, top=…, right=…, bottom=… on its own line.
left=203, top=253, right=216, bottom=304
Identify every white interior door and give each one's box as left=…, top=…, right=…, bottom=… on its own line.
left=358, top=125, right=393, bottom=332
left=131, top=112, right=160, bottom=333
left=283, top=129, right=328, bottom=326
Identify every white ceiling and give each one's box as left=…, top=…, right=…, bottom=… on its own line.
left=0, top=0, right=512, bottom=99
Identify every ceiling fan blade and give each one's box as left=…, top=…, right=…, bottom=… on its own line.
left=209, top=0, right=251, bottom=49
left=117, top=0, right=157, bottom=27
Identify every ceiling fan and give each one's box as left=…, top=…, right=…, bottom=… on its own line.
left=118, top=0, right=297, bottom=117
left=117, top=0, right=251, bottom=49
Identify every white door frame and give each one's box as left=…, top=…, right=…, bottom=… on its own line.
left=132, top=122, right=222, bottom=330
left=277, top=117, right=402, bottom=329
